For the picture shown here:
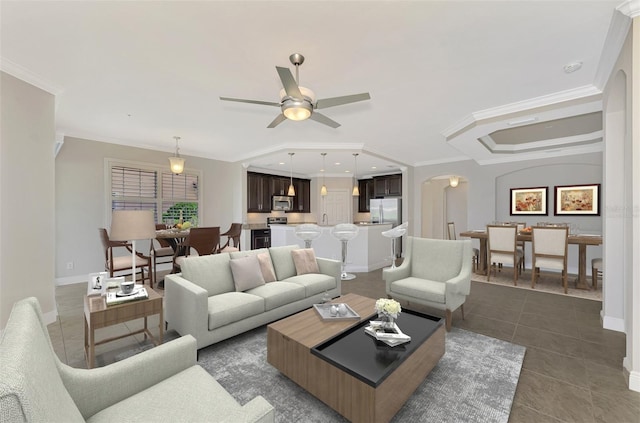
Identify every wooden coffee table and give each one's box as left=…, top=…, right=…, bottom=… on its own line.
left=267, top=293, right=445, bottom=423
left=84, top=287, right=163, bottom=368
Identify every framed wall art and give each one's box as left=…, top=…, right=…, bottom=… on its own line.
left=510, top=187, right=548, bottom=215
left=554, top=183, right=600, bottom=216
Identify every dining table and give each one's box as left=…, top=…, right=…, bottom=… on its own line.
left=155, top=228, right=190, bottom=254
left=460, top=230, right=603, bottom=290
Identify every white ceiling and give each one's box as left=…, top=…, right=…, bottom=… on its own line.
left=0, top=1, right=625, bottom=177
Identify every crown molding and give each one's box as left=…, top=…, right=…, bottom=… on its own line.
left=0, top=57, right=63, bottom=95
left=414, top=155, right=473, bottom=167
left=593, top=4, right=634, bottom=89
left=441, top=85, right=601, bottom=138
left=617, top=0, right=640, bottom=18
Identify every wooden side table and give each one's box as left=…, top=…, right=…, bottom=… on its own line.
left=84, top=287, right=163, bottom=368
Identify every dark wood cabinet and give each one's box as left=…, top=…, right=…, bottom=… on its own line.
left=271, top=177, right=290, bottom=196
left=358, top=179, right=374, bottom=212
left=247, top=172, right=311, bottom=213
left=291, top=178, right=311, bottom=213
left=247, top=172, right=271, bottom=213
left=373, top=174, right=402, bottom=197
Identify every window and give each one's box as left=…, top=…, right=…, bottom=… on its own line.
left=108, top=160, right=200, bottom=225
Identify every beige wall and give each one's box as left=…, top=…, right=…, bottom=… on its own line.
left=55, top=137, right=243, bottom=282
left=1, top=72, right=56, bottom=327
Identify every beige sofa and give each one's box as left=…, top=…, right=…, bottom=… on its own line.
left=383, top=236, right=472, bottom=331
left=165, top=245, right=341, bottom=349
left=0, top=297, right=274, bottom=423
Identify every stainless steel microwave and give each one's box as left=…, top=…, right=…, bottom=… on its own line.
left=272, top=195, right=293, bottom=211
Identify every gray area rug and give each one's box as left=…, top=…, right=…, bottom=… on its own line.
left=191, top=326, right=526, bottom=423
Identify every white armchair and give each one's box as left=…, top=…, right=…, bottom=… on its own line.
left=382, top=236, right=472, bottom=331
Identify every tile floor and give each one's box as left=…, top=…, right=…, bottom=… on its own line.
left=48, top=268, right=639, bottom=423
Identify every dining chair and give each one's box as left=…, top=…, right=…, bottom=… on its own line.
left=447, top=222, right=479, bottom=273
left=515, top=222, right=526, bottom=271
left=99, top=228, right=152, bottom=284
left=487, top=224, right=523, bottom=284
left=219, top=223, right=242, bottom=252
left=591, top=257, right=603, bottom=289
left=173, top=226, right=221, bottom=272
left=149, top=223, right=174, bottom=288
left=531, top=225, right=569, bottom=293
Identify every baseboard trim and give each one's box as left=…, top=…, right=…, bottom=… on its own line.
left=55, top=275, right=87, bottom=286
left=602, top=315, right=625, bottom=332
left=628, top=370, right=640, bottom=392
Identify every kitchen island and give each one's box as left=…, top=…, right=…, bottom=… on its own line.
left=270, top=223, right=394, bottom=272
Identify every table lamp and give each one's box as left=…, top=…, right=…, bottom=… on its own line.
left=110, top=210, right=156, bottom=283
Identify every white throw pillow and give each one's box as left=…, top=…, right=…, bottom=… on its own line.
left=230, top=255, right=265, bottom=291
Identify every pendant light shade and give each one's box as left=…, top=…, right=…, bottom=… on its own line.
left=352, top=153, right=360, bottom=196
left=320, top=152, right=328, bottom=196
left=169, top=136, right=185, bottom=175
left=449, top=175, right=460, bottom=187
left=288, top=152, right=296, bottom=196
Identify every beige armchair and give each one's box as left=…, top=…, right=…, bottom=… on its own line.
left=383, top=236, right=472, bottom=331
left=0, top=297, right=274, bottom=423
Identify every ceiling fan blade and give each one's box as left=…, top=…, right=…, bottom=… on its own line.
left=276, top=66, right=303, bottom=99
left=315, top=93, right=371, bottom=110
left=309, top=112, right=341, bottom=128
left=220, top=97, right=280, bottom=107
left=267, top=114, right=287, bottom=128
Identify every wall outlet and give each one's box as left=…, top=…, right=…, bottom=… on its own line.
left=66, top=262, right=74, bottom=270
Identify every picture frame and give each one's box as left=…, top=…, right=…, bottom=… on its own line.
left=87, top=272, right=108, bottom=296
left=554, top=183, right=600, bottom=216
left=510, top=187, right=548, bottom=215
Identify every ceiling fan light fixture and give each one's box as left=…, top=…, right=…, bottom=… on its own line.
left=282, top=100, right=313, bottom=121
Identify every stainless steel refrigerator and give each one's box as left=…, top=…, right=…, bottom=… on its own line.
left=370, top=198, right=403, bottom=256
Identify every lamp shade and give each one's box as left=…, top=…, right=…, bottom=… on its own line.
left=110, top=210, right=156, bottom=241
left=169, top=156, right=185, bottom=174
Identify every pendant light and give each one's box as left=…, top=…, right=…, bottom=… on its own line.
left=352, top=153, right=360, bottom=196
left=287, top=152, right=296, bottom=196
left=320, top=153, right=328, bottom=196
left=449, top=175, right=460, bottom=187
left=168, top=136, right=185, bottom=175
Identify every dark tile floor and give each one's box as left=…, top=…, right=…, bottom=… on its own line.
left=49, top=268, right=639, bottom=423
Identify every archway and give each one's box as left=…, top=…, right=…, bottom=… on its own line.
left=420, top=175, right=469, bottom=239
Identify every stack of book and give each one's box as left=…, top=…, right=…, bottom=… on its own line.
left=364, top=321, right=411, bottom=347
left=105, top=285, right=149, bottom=306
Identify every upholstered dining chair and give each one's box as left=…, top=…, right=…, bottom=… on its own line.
left=531, top=225, right=569, bottom=293
left=99, top=228, right=152, bottom=284
left=447, top=222, right=479, bottom=273
left=487, top=224, right=524, bottom=284
left=149, top=223, right=174, bottom=288
left=219, top=223, right=242, bottom=252
left=173, top=226, right=221, bottom=273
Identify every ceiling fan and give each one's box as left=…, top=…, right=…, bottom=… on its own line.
left=220, top=53, right=371, bottom=128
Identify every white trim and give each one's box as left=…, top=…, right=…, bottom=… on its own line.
left=629, top=370, right=640, bottom=392
left=0, top=57, right=64, bottom=95
left=617, top=0, right=640, bottom=18
left=603, top=315, right=626, bottom=332
left=594, top=7, right=633, bottom=89
left=56, top=275, right=87, bottom=286
left=414, top=156, right=472, bottom=167
left=42, top=309, right=58, bottom=326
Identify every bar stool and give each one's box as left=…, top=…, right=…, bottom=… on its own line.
left=295, top=224, right=322, bottom=248
left=591, top=258, right=603, bottom=289
left=331, top=223, right=359, bottom=280
left=381, top=222, right=408, bottom=269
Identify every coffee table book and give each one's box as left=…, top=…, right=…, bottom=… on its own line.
left=364, top=322, right=411, bottom=347
left=105, top=286, right=148, bottom=306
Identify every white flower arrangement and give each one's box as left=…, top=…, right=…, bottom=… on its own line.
left=375, top=298, right=401, bottom=318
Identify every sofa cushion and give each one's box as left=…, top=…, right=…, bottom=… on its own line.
left=87, top=366, right=260, bottom=423
left=181, top=253, right=235, bottom=296
left=291, top=248, right=320, bottom=275
left=207, top=292, right=265, bottom=330
left=390, top=276, right=446, bottom=304
left=283, top=273, right=336, bottom=297
left=268, top=245, right=299, bottom=281
left=230, top=255, right=265, bottom=291
left=246, top=281, right=306, bottom=311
